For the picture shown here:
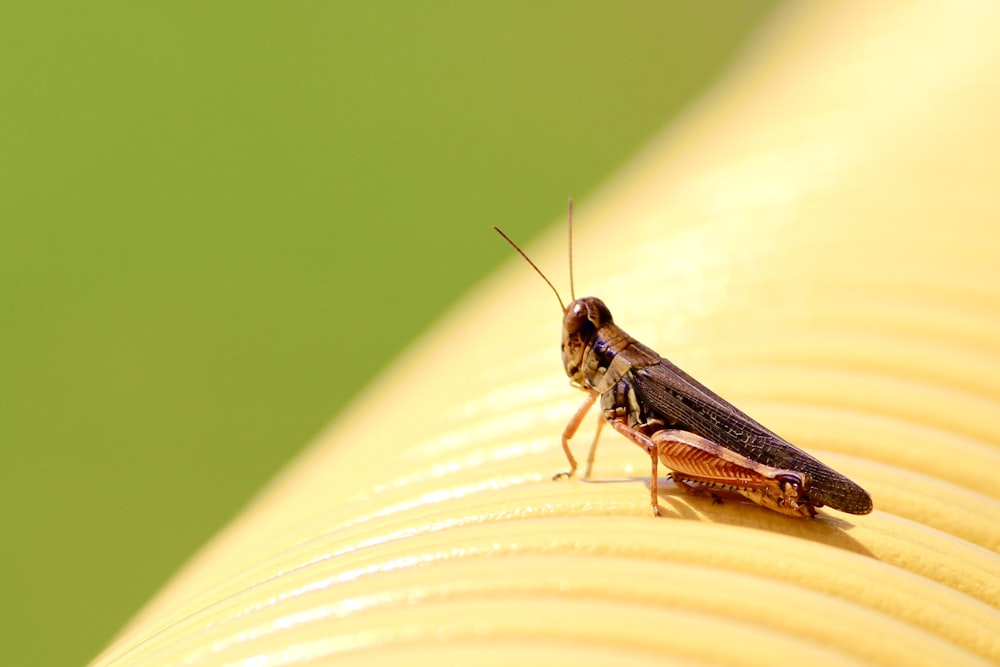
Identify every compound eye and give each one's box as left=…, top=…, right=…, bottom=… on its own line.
left=564, top=302, right=590, bottom=335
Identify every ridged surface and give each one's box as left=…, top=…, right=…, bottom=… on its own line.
left=93, top=2, right=1000, bottom=665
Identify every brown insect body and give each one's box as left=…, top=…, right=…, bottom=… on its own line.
left=495, top=203, right=873, bottom=518
left=560, top=295, right=875, bottom=517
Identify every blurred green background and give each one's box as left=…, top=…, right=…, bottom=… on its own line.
left=0, top=2, right=777, bottom=664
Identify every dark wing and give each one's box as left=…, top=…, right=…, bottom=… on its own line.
left=632, top=357, right=872, bottom=514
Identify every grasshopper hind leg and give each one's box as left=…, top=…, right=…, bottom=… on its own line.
left=652, top=429, right=817, bottom=518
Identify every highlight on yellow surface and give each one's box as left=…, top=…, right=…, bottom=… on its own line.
left=92, top=2, right=1000, bottom=665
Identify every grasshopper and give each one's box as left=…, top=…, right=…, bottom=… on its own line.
left=494, top=201, right=872, bottom=518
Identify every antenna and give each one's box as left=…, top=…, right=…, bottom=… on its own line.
left=493, top=225, right=567, bottom=313
left=567, top=198, right=576, bottom=301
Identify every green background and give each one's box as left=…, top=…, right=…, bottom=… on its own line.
left=0, top=2, right=777, bottom=664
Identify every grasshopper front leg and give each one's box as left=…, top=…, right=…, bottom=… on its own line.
left=553, top=389, right=599, bottom=480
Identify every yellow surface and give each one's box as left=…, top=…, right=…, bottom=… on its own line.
left=92, top=2, right=1000, bottom=665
